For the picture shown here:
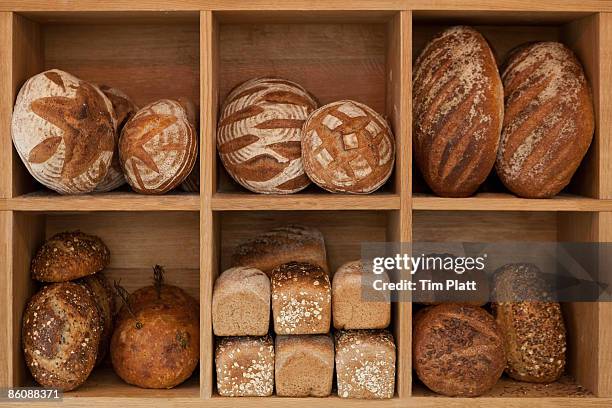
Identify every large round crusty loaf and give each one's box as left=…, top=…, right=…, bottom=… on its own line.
left=217, top=77, right=317, bottom=194
left=301, top=100, right=395, bottom=194
left=413, top=304, right=505, bottom=397
left=11, top=69, right=116, bottom=194
left=119, top=98, right=197, bottom=194
left=497, top=42, right=595, bottom=198
left=22, top=282, right=102, bottom=391
left=31, top=231, right=110, bottom=282
left=413, top=26, right=503, bottom=197
left=492, top=263, right=566, bottom=383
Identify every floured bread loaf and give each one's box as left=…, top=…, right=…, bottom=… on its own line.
left=413, top=26, right=503, bottom=197
left=302, top=100, right=395, bottom=194
left=119, top=98, right=198, bottom=194
left=95, top=85, right=138, bottom=192
left=12, top=69, right=116, bottom=194
left=497, top=42, right=595, bottom=198
left=217, top=77, right=317, bottom=194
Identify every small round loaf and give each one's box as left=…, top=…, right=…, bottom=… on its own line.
left=11, top=69, right=116, bottom=194
left=31, top=231, right=110, bottom=282
left=302, top=100, right=395, bottom=194
left=492, top=263, right=566, bottom=383
left=413, top=26, right=503, bottom=197
left=119, top=98, right=197, bottom=194
left=111, top=283, right=199, bottom=389
left=95, top=85, right=138, bottom=192
left=413, top=304, right=505, bottom=397
left=217, top=77, right=317, bottom=194
left=497, top=42, right=595, bottom=198
left=22, top=282, right=102, bottom=391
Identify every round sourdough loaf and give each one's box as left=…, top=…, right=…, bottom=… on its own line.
left=94, top=85, right=138, bottom=192
left=22, top=282, right=102, bottom=391
left=413, top=304, right=505, bottom=397
left=12, top=69, right=116, bottom=194
left=119, top=98, right=197, bottom=194
left=217, top=77, right=317, bottom=194
left=31, top=231, right=110, bottom=282
left=413, top=26, right=503, bottom=197
left=497, top=42, right=595, bottom=198
left=301, top=100, right=395, bottom=194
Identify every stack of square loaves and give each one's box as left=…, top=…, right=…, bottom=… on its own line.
left=212, top=225, right=396, bottom=398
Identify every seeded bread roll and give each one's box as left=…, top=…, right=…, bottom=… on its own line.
left=215, top=336, right=275, bottom=397
left=275, top=335, right=334, bottom=397
left=212, top=266, right=270, bottom=336
left=413, top=26, right=503, bottom=197
left=271, top=262, right=331, bottom=335
left=335, top=330, right=396, bottom=399
left=31, top=231, right=110, bottom=282
left=492, top=263, right=566, bottom=382
left=332, top=260, right=390, bottom=329
left=22, top=282, right=102, bottom=391
left=413, top=304, right=505, bottom=397
left=231, top=225, right=328, bottom=276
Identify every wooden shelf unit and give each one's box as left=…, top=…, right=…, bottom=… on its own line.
left=0, top=2, right=610, bottom=408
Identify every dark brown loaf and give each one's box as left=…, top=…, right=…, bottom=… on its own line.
left=492, top=263, right=566, bottom=382
left=231, top=225, right=328, bottom=276
left=31, top=231, right=110, bottom=282
left=497, top=42, right=595, bottom=198
left=22, top=282, right=102, bottom=391
left=413, top=304, right=505, bottom=397
left=413, top=26, right=503, bottom=197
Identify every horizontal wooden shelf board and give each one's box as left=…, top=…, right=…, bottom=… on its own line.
left=3, top=191, right=200, bottom=212
left=211, top=192, right=401, bottom=211
left=412, top=193, right=612, bottom=212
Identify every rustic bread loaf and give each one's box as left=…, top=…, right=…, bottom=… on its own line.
left=301, top=100, right=395, bottom=194
left=212, top=266, right=270, bottom=336
left=413, top=26, right=503, bottom=197
left=231, top=225, right=328, bottom=276
left=111, top=279, right=199, bottom=389
left=492, top=263, right=566, bottom=382
left=275, top=335, right=334, bottom=397
left=335, top=330, right=396, bottom=399
left=496, top=42, right=595, bottom=198
left=119, top=98, right=197, bottom=194
left=12, top=69, right=116, bottom=194
left=413, top=304, right=505, bottom=397
left=181, top=159, right=199, bottom=192
left=215, top=335, right=275, bottom=397
left=31, top=231, right=110, bottom=282
left=271, top=262, right=331, bottom=335
left=94, top=85, right=138, bottom=192
left=332, top=260, right=390, bottom=329
left=22, top=282, right=102, bottom=391
left=217, top=77, right=317, bottom=194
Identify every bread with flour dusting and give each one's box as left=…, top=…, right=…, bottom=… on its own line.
left=497, top=42, right=594, bottom=198
left=217, top=77, right=317, bottom=194
left=413, top=26, right=503, bottom=197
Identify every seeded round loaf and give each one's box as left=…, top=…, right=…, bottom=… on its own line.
left=413, top=304, right=505, bottom=397
left=11, top=69, right=116, bottom=194
left=217, top=77, right=317, bottom=194
left=497, top=42, right=594, bottom=198
left=301, top=100, right=395, bottom=194
left=22, top=282, right=102, bottom=391
left=77, top=272, right=114, bottom=365
left=413, top=26, right=503, bottom=197
left=492, top=263, right=566, bottom=382
left=31, top=231, right=110, bottom=282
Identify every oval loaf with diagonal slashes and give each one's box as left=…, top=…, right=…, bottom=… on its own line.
left=497, top=42, right=595, bottom=198
left=413, top=26, right=503, bottom=197
left=217, top=77, right=318, bottom=194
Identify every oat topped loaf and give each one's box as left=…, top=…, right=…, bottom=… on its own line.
left=271, top=261, right=331, bottom=335
left=31, top=231, right=110, bottom=282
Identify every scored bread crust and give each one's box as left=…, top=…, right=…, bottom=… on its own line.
left=413, top=26, right=503, bottom=197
